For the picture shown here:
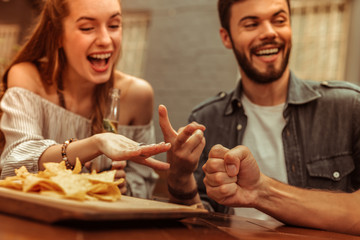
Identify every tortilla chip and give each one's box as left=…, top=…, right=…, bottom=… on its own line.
left=0, top=158, right=123, bottom=202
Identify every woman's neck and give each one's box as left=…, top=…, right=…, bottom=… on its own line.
left=59, top=72, right=97, bottom=118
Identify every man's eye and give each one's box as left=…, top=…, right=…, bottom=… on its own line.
left=274, top=18, right=286, bottom=25
left=245, top=23, right=258, bottom=28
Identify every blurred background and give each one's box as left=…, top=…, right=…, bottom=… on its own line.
left=1, top=0, right=360, bottom=196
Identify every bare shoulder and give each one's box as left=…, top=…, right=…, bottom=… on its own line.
left=114, top=71, right=154, bottom=124
left=6, top=62, right=44, bottom=94
left=114, top=71, right=154, bottom=102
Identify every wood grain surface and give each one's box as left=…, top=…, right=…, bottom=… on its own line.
left=0, top=187, right=207, bottom=223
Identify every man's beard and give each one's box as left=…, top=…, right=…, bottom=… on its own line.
left=233, top=42, right=291, bottom=84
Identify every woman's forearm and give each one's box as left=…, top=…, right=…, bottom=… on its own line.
left=38, top=135, right=101, bottom=169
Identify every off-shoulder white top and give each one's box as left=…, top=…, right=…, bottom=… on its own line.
left=0, top=87, right=158, bottom=199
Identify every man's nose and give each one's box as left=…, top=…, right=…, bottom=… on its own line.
left=259, top=21, right=278, bottom=40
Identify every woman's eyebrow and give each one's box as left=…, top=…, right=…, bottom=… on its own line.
left=76, top=12, right=121, bottom=22
left=110, top=12, right=122, bottom=19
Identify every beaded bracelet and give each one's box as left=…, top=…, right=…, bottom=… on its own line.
left=167, top=184, right=198, bottom=200
left=61, top=138, right=77, bottom=170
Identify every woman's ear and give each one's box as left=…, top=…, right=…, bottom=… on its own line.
left=219, top=28, right=233, bottom=49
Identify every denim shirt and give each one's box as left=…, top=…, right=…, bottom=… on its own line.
left=189, top=73, right=360, bottom=214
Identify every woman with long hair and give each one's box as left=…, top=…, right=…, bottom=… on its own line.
left=0, top=0, right=170, bottom=198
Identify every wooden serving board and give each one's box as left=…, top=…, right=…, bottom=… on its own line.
left=0, top=187, right=208, bottom=223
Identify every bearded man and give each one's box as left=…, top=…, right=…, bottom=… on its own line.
left=159, top=0, right=360, bottom=234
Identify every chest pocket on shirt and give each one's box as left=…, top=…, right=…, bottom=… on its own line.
left=306, top=154, right=355, bottom=191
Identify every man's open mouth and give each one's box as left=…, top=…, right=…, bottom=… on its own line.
left=254, top=48, right=280, bottom=57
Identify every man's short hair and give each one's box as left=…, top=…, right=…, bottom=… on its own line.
left=218, top=0, right=291, bottom=32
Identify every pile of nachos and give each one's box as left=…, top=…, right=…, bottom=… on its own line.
left=0, top=158, right=123, bottom=202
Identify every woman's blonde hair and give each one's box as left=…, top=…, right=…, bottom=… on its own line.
left=0, top=0, right=115, bottom=150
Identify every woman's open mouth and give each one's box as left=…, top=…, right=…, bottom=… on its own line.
left=87, top=53, right=112, bottom=72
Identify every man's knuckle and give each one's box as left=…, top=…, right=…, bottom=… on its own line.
left=214, top=173, right=223, bottom=184
left=219, top=185, right=229, bottom=195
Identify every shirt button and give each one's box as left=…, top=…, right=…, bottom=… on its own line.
left=237, top=102, right=242, bottom=108
left=333, top=171, right=340, bottom=179
left=237, top=124, right=242, bottom=131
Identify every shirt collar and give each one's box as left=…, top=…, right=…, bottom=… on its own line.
left=286, top=72, right=321, bottom=105
left=224, top=72, right=321, bottom=115
left=225, top=80, right=242, bottom=115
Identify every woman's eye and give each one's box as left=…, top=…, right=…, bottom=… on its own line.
left=109, top=25, right=120, bottom=29
left=80, top=27, right=94, bottom=31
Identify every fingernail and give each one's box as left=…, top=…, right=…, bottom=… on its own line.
left=226, top=164, right=237, bottom=176
left=195, top=129, right=203, bottom=135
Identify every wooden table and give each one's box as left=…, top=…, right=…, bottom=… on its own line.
left=0, top=211, right=358, bottom=240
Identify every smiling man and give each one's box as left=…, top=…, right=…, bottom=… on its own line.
left=224, top=0, right=291, bottom=87
left=159, top=0, right=360, bottom=235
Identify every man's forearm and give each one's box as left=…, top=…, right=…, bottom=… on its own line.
left=256, top=175, right=360, bottom=235
left=167, top=172, right=203, bottom=206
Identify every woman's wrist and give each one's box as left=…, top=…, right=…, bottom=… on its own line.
left=89, top=134, right=104, bottom=156
left=61, top=138, right=77, bottom=169
left=64, top=136, right=102, bottom=166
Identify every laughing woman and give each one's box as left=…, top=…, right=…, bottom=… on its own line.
left=0, top=0, right=170, bottom=198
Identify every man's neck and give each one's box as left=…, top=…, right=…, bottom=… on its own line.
left=241, top=70, right=290, bottom=106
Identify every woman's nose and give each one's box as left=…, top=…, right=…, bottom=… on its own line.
left=96, top=27, right=112, bottom=46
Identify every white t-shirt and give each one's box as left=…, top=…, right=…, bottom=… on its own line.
left=234, top=94, right=287, bottom=220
